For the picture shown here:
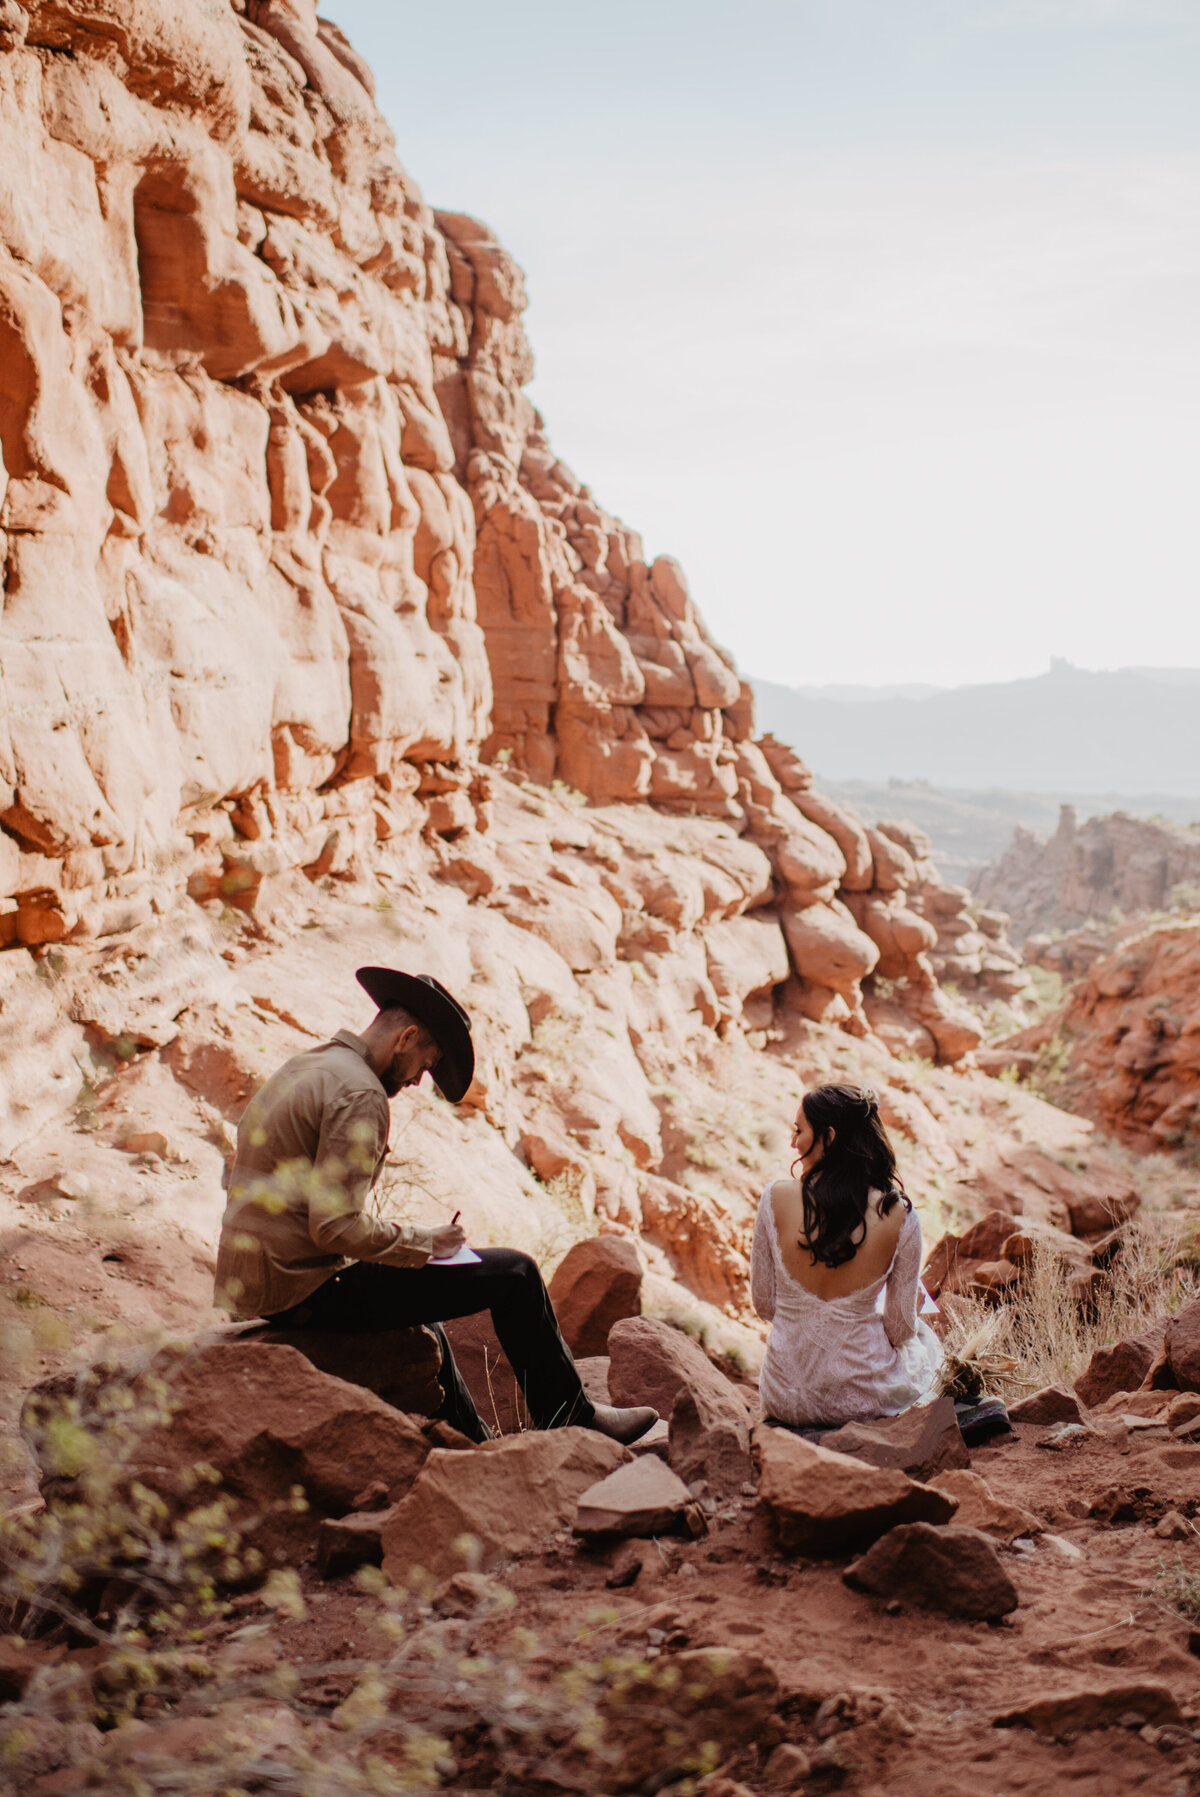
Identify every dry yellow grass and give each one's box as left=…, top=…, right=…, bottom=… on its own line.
left=938, top=1223, right=1199, bottom=1400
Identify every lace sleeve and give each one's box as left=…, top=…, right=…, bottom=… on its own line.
left=750, top=1187, right=777, bottom=1322
left=883, top=1207, right=923, bottom=1348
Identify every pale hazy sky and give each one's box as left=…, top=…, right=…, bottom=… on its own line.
left=331, top=0, right=1200, bottom=688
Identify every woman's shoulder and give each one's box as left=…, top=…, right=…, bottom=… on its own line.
left=869, top=1187, right=916, bottom=1227
left=762, top=1175, right=801, bottom=1208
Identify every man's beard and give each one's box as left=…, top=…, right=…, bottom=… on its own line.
left=381, top=1050, right=422, bottom=1097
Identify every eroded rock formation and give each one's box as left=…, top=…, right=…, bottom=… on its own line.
left=999, top=921, right=1200, bottom=1154
left=0, top=0, right=1005, bottom=1077
left=976, top=805, right=1200, bottom=943
left=0, top=2, right=1133, bottom=1422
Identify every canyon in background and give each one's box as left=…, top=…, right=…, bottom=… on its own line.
left=3, top=7, right=1200, bottom=1793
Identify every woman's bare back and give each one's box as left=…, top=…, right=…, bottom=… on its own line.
left=770, top=1178, right=905, bottom=1299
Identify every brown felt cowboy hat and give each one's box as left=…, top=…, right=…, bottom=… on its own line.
left=355, top=967, right=474, bottom=1103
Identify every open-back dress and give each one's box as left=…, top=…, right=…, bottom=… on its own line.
left=750, top=1179, right=943, bottom=1427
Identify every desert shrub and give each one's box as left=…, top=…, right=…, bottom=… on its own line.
left=1024, top=1029, right=1073, bottom=1104
left=1, top=1368, right=753, bottom=1795
left=938, top=1227, right=1198, bottom=1399
left=1149, top=1553, right=1200, bottom=1626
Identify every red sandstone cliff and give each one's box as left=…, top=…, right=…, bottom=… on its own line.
left=0, top=0, right=1006, bottom=1073
left=0, top=0, right=1131, bottom=1387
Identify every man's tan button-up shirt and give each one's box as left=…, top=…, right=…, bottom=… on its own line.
left=214, top=1029, right=432, bottom=1320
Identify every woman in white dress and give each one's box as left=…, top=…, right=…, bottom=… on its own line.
left=750, top=1083, right=942, bottom=1428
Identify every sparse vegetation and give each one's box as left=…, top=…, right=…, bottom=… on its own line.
left=0, top=1362, right=749, bottom=1796
left=1148, top=1552, right=1200, bottom=1626
left=938, top=1227, right=1199, bottom=1399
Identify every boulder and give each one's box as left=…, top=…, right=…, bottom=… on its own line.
left=669, top=1384, right=753, bottom=1499
left=1168, top=1392, right=1200, bottom=1431
left=929, top=1470, right=1042, bottom=1543
left=956, top=1211, right=1020, bottom=1262
left=241, top=1322, right=443, bottom=1416
left=22, top=1343, right=435, bottom=1569
left=844, top=1521, right=1019, bottom=1620
left=821, top=1397, right=969, bottom=1482
left=548, top=1236, right=643, bottom=1357
left=381, top=1428, right=628, bottom=1584
left=781, top=900, right=878, bottom=997
left=921, top=1233, right=960, bottom=1299
left=1165, top=1298, right=1200, bottom=1392
left=608, top=1315, right=750, bottom=1428
left=1008, top=1386, right=1084, bottom=1426
left=1063, top=1190, right=1140, bottom=1238
left=994, top=1683, right=1183, bottom=1737
left=574, top=1455, right=702, bottom=1539
left=753, top=1424, right=956, bottom=1555
left=1075, top=1329, right=1162, bottom=1408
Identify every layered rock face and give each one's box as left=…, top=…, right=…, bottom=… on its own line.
left=976, top=806, right=1200, bottom=943
left=0, top=0, right=998, bottom=1074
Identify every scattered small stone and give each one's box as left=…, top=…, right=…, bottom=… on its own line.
left=605, top=1543, right=644, bottom=1589
left=1155, top=1510, right=1191, bottom=1540
left=1088, top=1484, right=1154, bottom=1525
left=316, top=1509, right=387, bottom=1579
left=1075, top=1331, right=1162, bottom=1409
left=1166, top=1297, right=1200, bottom=1393
left=1035, top=1422, right=1092, bottom=1450
left=1009, top=1386, right=1084, bottom=1427
left=844, top=1521, right=1019, bottom=1620
left=763, top=1742, right=812, bottom=1789
left=120, top=1130, right=170, bottom=1158
left=351, top=1479, right=389, bottom=1511
left=822, top=1395, right=970, bottom=1482
left=930, top=1469, right=1043, bottom=1544
left=995, top=1683, right=1183, bottom=1737
left=575, top=1454, right=703, bottom=1540
left=1169, top=1394, right=1200, bottom=1431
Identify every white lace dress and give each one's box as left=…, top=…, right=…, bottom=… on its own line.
left=750, top=1182, right=943, bottom=1427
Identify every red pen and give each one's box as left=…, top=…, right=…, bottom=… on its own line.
left=451, top=1210, right=461, bottom=1227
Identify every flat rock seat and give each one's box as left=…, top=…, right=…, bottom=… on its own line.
left=213, top=1319, right=444, bottom=1417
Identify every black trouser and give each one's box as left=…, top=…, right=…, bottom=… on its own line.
left=267, top=1249, right=594, bottom=1444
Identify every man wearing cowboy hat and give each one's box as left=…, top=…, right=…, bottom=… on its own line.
left=215, top=965, right=657, bottom=1445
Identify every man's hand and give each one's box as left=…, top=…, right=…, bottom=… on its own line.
left=430, top=1221, right=466, bottom=1260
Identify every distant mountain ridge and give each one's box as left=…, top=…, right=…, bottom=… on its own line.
left=752, top=663, right=1200, bottom=796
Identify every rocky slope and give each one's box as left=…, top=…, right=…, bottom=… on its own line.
left=0, top=0, right=1022, bottom=1071
left=998, top=920, right=1200, bottom=1157
left=0, top=0, right=1169, bottom=1436
left=976, top=806, right=1200, bottom=943
left=0, top=0, right=1048, bottom=1246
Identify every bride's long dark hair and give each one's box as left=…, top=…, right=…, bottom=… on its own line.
left=794, top=1083, right=910, bottom=1269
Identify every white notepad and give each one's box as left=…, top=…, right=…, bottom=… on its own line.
left=428, top=1244, right=482, bottom=1267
